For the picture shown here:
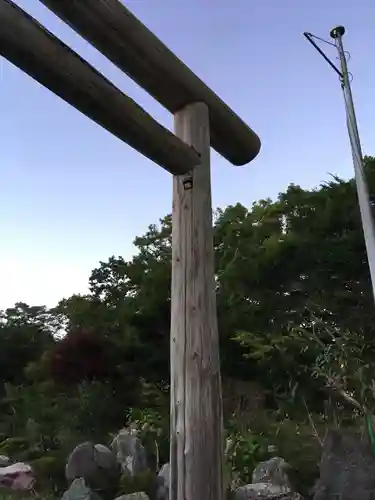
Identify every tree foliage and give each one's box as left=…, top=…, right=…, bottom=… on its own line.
left=1, top=157, right=375, bottom=494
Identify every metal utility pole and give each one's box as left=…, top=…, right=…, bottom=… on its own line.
left=304, top=26, right=375, bottom=303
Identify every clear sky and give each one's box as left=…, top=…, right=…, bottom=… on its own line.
left=1, top=0, right=374, bottom=310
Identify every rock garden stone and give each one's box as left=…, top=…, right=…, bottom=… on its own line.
left=62, top=477, right=103, bottom=500
left=156, top=463, right=170, bottom=500
left=111, top=428, right=148, bottom=476
left=235, top=457, right=302, bottom=500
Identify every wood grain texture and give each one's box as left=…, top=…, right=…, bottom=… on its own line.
left=37, top=0, right=261, bottom=166
left=170, top=102, right=224, bottom=500
left=0, top=0, right=200, bottom=176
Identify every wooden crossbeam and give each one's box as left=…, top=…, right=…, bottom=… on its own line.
left=0, top=0, right=201, bottom=176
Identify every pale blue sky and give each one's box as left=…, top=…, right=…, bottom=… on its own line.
left=1, top=0, right=374, bottom=309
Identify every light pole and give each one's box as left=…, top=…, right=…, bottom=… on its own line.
left=304, top=27, right=375, bottom=303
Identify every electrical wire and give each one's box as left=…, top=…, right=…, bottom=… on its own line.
left=308, top=33, right=337, bottom=48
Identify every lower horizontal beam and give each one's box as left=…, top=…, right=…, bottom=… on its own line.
left=38, top=0, right=261, bottom=166
left=0, top=0, right=200, bottom=176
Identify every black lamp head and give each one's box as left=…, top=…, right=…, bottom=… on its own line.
left=330, top=26, right=345, bottom=39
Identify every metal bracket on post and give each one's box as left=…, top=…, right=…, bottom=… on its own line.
left=182, top=175, right=193, bottom=191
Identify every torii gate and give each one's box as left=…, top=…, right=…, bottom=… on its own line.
left=0, top=2, right=261, bottom=500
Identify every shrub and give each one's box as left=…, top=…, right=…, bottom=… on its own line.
left=117, top=470, right=156, bottom=499
left=127, top=407, right=169, bottom=471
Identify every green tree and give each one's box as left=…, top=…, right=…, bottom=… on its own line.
left=80, top=158, right=375, bottom=411
left=229, top=157, right=375, bottom=413
left=88, top=216, right=173, bottom=383
left=0, top=303, right=56, bottom=392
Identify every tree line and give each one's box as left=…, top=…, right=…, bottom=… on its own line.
left=1, top=157, right=375, bottom=492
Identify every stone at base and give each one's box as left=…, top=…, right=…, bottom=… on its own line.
left=235, top=483, right=302, bottom=500
left=115, top=493, right=149, bottom=500
left=62, top=477, right=103, bottom=500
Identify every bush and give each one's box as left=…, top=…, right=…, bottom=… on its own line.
left=0, top=437, right=30, bottom=457
left=30, top=455, right=66, bottom=494
left=225, top=425, right=269, bottom=487
left=225, top=411, right=322, bottom=496
left=117, top=470, right=156, bottom=499
left=127, top=407, right=169, bottom=471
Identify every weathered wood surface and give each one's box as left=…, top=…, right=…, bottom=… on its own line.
left=170, top=102, right=224, bottom=500
left=38, top=0, right=261, bottom=166
left=0, top=0, right=200, bottom=176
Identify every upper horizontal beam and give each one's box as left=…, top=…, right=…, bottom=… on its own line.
left=37, top=0, right=261, bottom=166
left=0, top=0, right=201, bottom=176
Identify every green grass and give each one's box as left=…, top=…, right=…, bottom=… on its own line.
left=0, top=494, right=31, bottom=500
left=0, top=493, right=57, bottom=500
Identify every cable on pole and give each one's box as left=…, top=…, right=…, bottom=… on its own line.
left=303, top=32, right=343, bottom=78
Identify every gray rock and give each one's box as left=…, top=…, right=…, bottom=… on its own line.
left=0, top=456, right=10, bottom=467
left=313, top=429, right=375, bottom=500
left=65, top=442, right=119, bottom=499
left=94, top=444, right=118, bottom=470
left=0, top=462, right=35, bottom=492
left=66, top=442, right=97, bottom=482
left=111, top=428, right=148, bottom=476
left=114, top=493, right=149, bottom=500
left=66, top=442, right=118, bottom=482
left=235, top=457, right=302, bottom=500
left=235, top=483, right=301, bottom=500
left=62, top=478, right=103, bottom=500
left=252, top=457, right=292, bottom=487
left=156, top=463, right=170, bottom=500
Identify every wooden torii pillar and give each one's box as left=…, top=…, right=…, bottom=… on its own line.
left=0, top=2, right=261, bottom=500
